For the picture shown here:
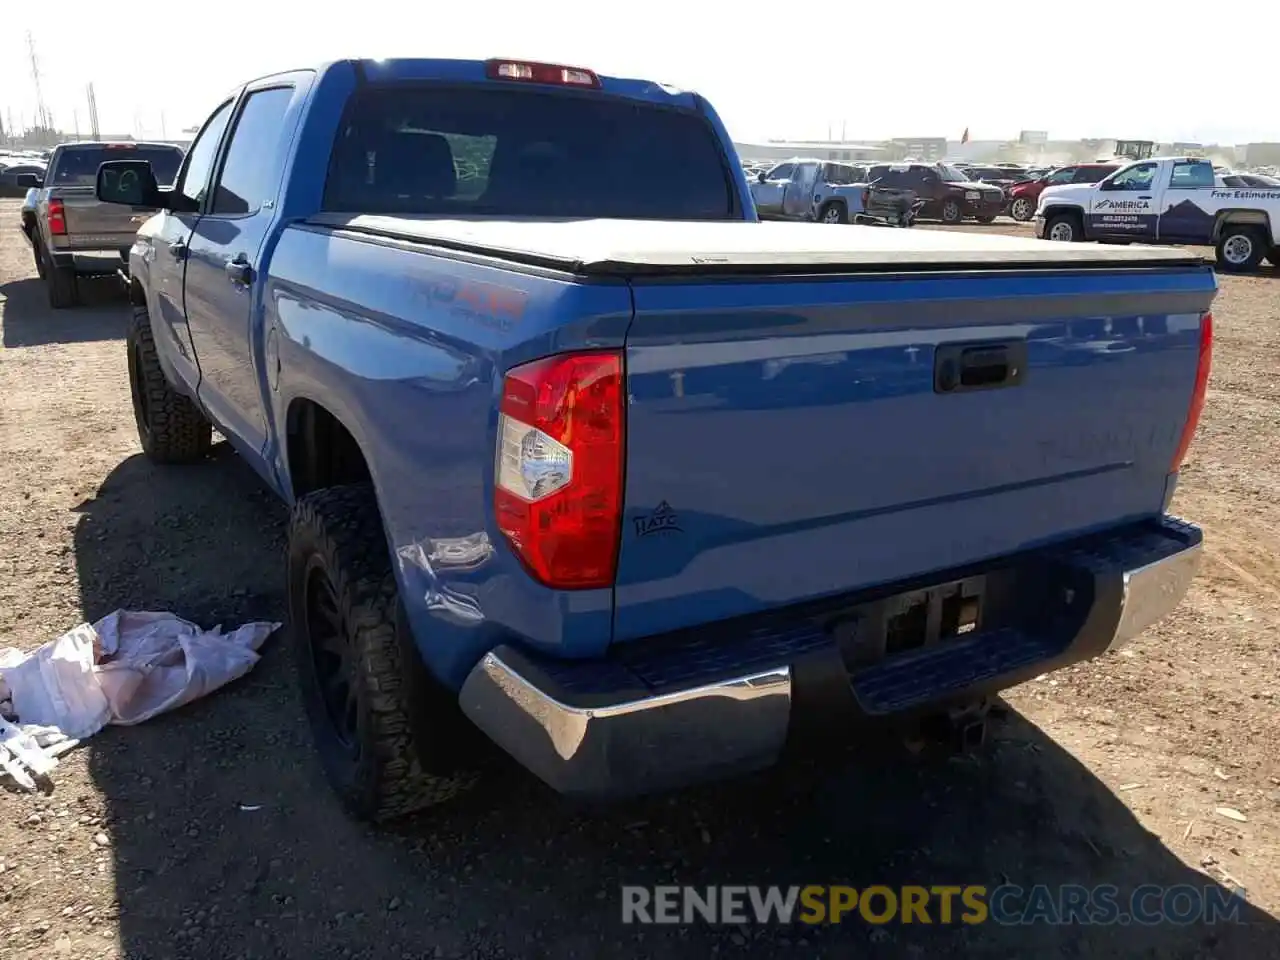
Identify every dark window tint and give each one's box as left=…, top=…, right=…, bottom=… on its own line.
left=1073, top=166, right=1115, bottom=183
left=50, top=144, right=184, bottom=187
left=212, top=87, right=295, bottom=215
left=868, top=166, right=905, bottom=186
left=824, top=163, right=862, bottom=185
left=180, top=102, right=234, bottom=207
left=324, top=85, right=734, bottom=219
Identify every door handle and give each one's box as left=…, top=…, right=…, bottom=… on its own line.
left=168, top=239, right=187, bottom=259
left=1138, top=195, right=1152, bottom=200
left=224, top=255, right=253, bottom=286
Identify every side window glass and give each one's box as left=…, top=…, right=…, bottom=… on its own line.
left=211, top=87, right=295, bottom=215
left=1107, top=163, right=1157, bottom=191
left=765, top=163, right=795, bottom=181
left=179, top=101, right=234, bottom=208
left=1168, top=161, right=1215, bottom=189
left=1047, top=167, right=1076, bottom=184
left=826, top=164, right=854, bottom=185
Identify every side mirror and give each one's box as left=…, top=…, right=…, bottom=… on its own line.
left=97, top=159, right=160, bottom=207
left=756, top=171, right=767, bottom=183
left=15, top=173, right=43, bottom=188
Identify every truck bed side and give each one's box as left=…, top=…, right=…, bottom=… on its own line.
left=264, top=224, right=634, bottom=687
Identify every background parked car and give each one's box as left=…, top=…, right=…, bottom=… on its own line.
left=1220, top=172, right=1280, bottom=188
left=0, top=162, right=46, bottom=198
left=961, top=165, right=1030, bottom=191
left=865, top=162, right=1004, bottom=223
left=1006, top=162, right=1120, bottom=221
left=750, top=158, right=869, bottom=223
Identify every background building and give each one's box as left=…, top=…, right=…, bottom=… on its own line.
left=733, top=139, right=884, bottom=163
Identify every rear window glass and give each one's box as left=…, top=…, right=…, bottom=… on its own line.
left=50, top=145, right=185, bottom=187
left=323, top=85, right=735, bottom=219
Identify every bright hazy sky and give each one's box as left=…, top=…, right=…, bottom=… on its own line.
left=1, top=1, right=1272, bottom=145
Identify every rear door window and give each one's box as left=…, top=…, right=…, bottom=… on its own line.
left=824, top=163, right=861, bottom=185
left=1073, top=166, right=1113, bottom=183
left=324, top=85, right=735, bottom=219
left=1167, top=160, right=1215, bottom=189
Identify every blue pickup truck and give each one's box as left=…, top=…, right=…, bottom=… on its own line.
left=92, top=57, right=1215, bottom=823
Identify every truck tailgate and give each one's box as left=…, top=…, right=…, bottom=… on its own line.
left=56, top=186, right=153, bottom=248
left=614, top=266, right=1215, bottom=641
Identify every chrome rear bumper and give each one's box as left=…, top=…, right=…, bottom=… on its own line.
left=459, top=517, right=1201, bottom=799
left=459, top=651, right=791, bottom=799
left=1107, top=534, right=1203, bottom=652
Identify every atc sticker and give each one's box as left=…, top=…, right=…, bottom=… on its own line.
left=635, top=501, right=682, bottom=538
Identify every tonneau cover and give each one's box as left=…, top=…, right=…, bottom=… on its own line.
left=309, top=214, right=1206, bottom=275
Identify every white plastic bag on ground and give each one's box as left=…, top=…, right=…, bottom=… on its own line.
left=0, top=609, right=280, bottom=741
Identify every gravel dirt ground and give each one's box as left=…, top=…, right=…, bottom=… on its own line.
left=1, top=201, right=1278, bottom=959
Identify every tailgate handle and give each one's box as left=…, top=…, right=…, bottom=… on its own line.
left=934, top=340, right=1027, bottom=393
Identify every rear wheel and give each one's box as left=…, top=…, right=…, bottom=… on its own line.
left=44, top=249, right=80, bottom=309
left=1045, top=213, right=1082, bottom=243
left=1216, top=226, right=1265, bottom=272
left=940, top=199, right=962, bottom=224
left=289, top=484, right=481, bottom=823
left=817, top=200, right=847, bottom=224
left=127, top=304, right=212, bottom=463
left=1008, top=197, right=1035, bottom=222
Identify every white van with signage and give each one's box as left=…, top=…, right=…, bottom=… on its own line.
left=1034, top=157, right=1280, bottom=271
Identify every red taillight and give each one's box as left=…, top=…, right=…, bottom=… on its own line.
left=494, top=350, right=624, bottom=589
left=861, top=188, right=870, bottom=207
left=485, top=58, right=601, bottom=89
left=47, top=199, right=67, bottom=236
left=1171, top=312, right=1213, bottom=472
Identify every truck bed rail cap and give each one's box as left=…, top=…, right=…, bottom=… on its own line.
left=311, top=214, right=1208, bottom=275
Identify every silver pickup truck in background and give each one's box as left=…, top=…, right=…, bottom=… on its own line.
left=749, top=157, right=869, bottom=223
left=21, top=141, right=184, bottom=308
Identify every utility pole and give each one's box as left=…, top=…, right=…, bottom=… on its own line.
left=26, top=32, right=51, bottom=132
left=86, top=84, right=101, bottom=141
left=73, top=108, right=80, bottom=139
